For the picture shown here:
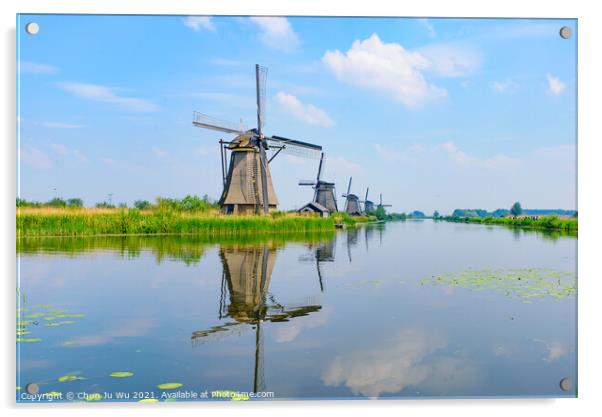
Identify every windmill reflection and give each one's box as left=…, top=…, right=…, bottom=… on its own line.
left=192, top=245, right=322, bottom=393
left=299, top=236, right=336, bottom=292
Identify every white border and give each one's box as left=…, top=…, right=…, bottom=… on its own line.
left=3, top=1, right=601, bottom=417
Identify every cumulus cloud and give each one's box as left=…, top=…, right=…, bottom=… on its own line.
left=492, top=79, right=519, bottom=94
left=249, top=17, right=299, bottom=51
left=20, top=146, right=52, bottom=169
left=183, top=16, right=215, bottom=31
left=416, top=42, right=481, bottom=78
left=323, top=34, right=448, bottom=108
left=546, top=74, right=566, bottom=95
left=50, top=143, right=88, bottom=162
left=57, top=82, right=159, bottom=112
left=275, top=92, right=334, bottom=127
left=20, top=61, right=57, bottom=74
left=437, top=141, right=518, bottom=169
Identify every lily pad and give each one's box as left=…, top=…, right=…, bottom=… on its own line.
left=84, top=393, right=103, bottom=401
left=58, top=375, right=85, bottom=382
left=139, top=398, right=159, bottom=403
left=110, top=371, right=134, bottom=378
left=157, top=382, right=183, bottom=390
left=17, top=337, right=41, bottom=343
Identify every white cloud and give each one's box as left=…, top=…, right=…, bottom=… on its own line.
left=492, top=79, right=519, bottom=94
left=20, top=61, right=57, bottom=74
left=42, top=122, right=85, bottom=129
left=152, top=146, right=167, bottom=157
left=275, top=92, right=334, bottom=127
left=249, top=17, right=299, bottom=52
left=57, top=82, right=159, bottom=112
left=50, top=142, right=88, bottom=162
left=182, top=16, right=215, bottom=32
left=416, top=42, right=481, bottom=78
left=438, top=141, right=518, bottom=169
left=546, top=74, right=566, bottom=95
left=418, top=18, right=437, bottom=38
left=323, top=34, right=448, bottom=108
left=20, top=146, right=52, bottom=169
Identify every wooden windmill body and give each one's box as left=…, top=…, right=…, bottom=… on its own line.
left=298, top=152, right=338, bottom=214
left=342, top=177, right=363, bottom=216
left=193, top=65, right=322, bottom=215
left=363, top=188, right=375, bottom=213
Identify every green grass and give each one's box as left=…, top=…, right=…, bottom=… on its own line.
left=442, top=215, right=577, bottom=232
left=17, top=208, right=337, bottom=237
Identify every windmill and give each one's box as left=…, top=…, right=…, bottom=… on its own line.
left=192, top=64, right=322, bottom=215
left=363, top=188, right=375, bottom=213
left=298, top=152, right=338, bottom=213
left=342, top=177, right=362, bottom=216
left=192, top=245, right=322, bottom=393
left=377, top=193, right=392, bottom=212
left=299, top=237, right=336, bottom=292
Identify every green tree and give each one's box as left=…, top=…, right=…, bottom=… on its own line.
left=510, top=201, right=523, bottom=216
left=433, top=210, right=440, bottom=219
left=134, top=200, right=151, bottom=210
left=375, top=206, right=387, bottom=221
left=47, top=197, right=67, bottom=207
left=66, top=198, right=84, bottom=208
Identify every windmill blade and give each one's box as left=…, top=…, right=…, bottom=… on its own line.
left=346, top=177, right=352, bottom=195
left=365, top=187, right=369, bottom=202
left=267, top=135, right=322, bottom=159
left=299, top=180, right=316, bottom=186
left=316, top=153, right=324, bottom=182
left=256, top=64, right=268, bottom=135
left=193, top=111, right=246, bottom=134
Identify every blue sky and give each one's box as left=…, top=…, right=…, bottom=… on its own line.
left=17, top=15, right=576, bottom=213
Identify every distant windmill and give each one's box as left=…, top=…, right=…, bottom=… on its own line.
left=363, top=188, right=375, bottom=213
left=342, top=177, right=362, bottom=216
left=377, top=193, right=392, bottom=211
left=298, top=152, right=338, bottom=213
left=192, top=64, right=322, bottom=214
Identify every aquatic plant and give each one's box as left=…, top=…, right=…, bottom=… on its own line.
left=422, top=268, right=576, bottom=301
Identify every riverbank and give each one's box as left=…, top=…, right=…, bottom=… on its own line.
left=441, top=215, right=577, bottom=232
left=16, top=208, right=370, bottom=237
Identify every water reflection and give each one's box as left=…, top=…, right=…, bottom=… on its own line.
left=191, top=244, right=323, bottom=392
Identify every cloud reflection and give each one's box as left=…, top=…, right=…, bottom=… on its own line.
left=322, top=328, right=479, bottom=397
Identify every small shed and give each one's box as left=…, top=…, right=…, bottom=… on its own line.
left=298, top=201, right=330, bottom=218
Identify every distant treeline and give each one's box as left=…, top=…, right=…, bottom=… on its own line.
left=16, top=195, right=219, bottom=212
left=443, top=215, right=577, bottom=232
left=451, top=208, right=577, bottom=218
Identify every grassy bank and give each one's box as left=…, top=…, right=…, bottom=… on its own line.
left=17, top=208, right=341, bottom=237
left=442, top=215, right=577, bottom=232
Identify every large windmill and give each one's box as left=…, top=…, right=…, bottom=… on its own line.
left=193, top=64, right=322, bottom=215
left=298, top=152, right=338, bottom=213
left=363, top=188, right=375, bottom=213
left=342, top=177, right=362, bottom=216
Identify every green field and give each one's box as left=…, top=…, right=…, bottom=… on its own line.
left=16, top=208, right=371, bottom=237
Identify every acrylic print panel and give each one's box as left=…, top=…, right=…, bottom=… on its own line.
left=16, top=15, right=577, bottom=402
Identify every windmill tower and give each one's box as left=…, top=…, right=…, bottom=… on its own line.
left=377, top=193, right=392, bottom=212
left=342, top=177, right=362, bottom=216
left=298, top=152, right=338, bottom=213
left=193, top=64, right=322, bottom=215
left=191, top=244, right=322, bottom=393
left=363, top=188, right=375, bottom=213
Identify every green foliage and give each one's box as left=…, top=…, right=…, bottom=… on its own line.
left=134, top=200, right=151, bottom=210
left=385, top=212, right=407, bottom=221
left=510, top=201, right=523, bottom=216
left=155, top=195, right=217, bottom=212
left=47, top=198, right=67, bottom=207
left=443, top=215, right=577, bottom=232
left=67, top=198, right=84, bottom=208
left=95, top=202, right=116, bottom=209
left=375, top=206, right=387, bottom=221
left=433, top=210, right=440, bottom=219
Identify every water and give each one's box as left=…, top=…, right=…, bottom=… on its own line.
left=16, top=220, right=577, bottom=401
